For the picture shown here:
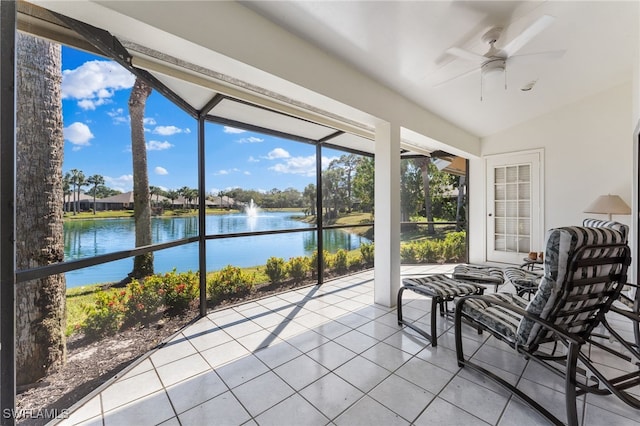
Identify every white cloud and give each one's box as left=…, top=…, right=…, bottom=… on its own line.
left=104, top=174, right=133, bottom=193
left=146, top=140, right=174, bottom=151
left=224, top=126, right=246, bottom=134
left=64, top=122, right=94, bottom=150
left=269, top=155, right=338, bottom=177
left=265, top=148, right=290, bottom=159
left=210, top=186, right=244, bottom=195
left=153, top=125, right=190, bottom=136
left=244, top=171, right=251, bottom=175
left=154, top=166, right=168, bottom=175
left=78, top=98, right=109, bottom=110
left=213, top=168, right=243, bottom=176
left=237, top=136, right=264, bottom=144
left=248, top=156, right=259, bottom=163
left=320, top=156, right=339, bottom=170
left=62, top=60, right=135, bottom=110
left=107, top=108, right=128, bottom=124
left=144, top=117, right=157, bottom=126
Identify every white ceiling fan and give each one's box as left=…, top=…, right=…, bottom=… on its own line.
left=439, top=15, right=565, bottom=98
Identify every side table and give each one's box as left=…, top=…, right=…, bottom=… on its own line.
left=520, top=257, right=543, bottom=271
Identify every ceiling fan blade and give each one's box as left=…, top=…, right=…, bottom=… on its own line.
left=446, top=47, right=486, bottom=63
left=508, top=49, right=566, bottom=64
left=502, top=15, right=555, bottom=57
left=432, top=67, right=480, bottom=88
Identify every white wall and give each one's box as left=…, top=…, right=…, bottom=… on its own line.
left=469, top=83, right=633, bottom=263
left=630, top=5, right=640, bottom=284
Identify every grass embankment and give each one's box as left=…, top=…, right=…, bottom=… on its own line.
left=297, top=212, right=374, bottom=239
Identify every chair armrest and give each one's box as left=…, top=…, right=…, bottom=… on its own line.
left=455, top=294, right=585, bottom=346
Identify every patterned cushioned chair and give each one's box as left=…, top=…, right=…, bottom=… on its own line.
left=582, top=219, right=639, bottom=349
left=454, top=226, right=635, bottom=425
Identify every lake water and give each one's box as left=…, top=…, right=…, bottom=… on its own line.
left=63, top=212, right=371, bottom=288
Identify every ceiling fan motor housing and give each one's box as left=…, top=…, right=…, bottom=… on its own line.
left=482, top=58, right=506, bottom=76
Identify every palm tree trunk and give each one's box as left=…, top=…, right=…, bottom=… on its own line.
left=128, top=78, right=154, bottom=279
left=72, top=184, right=77, bottom=215
left=456, top=175, right=466, bottom=231
left=416, top=158, right=435, bottom=235
left=15, top=33, right=66, bottom=385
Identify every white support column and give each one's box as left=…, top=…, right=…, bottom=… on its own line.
left=374, top=120, right=401, bottom=307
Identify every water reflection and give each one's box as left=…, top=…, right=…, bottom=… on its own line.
left=303, top=229, right=370, bottom=253
left=63, top=212, right=371, bottom=287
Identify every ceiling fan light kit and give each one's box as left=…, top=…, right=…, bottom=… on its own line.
left=480, top=58, right=507, bottom=101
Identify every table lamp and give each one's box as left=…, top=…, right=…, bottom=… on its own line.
left=583, top=194, right=631, bottom=220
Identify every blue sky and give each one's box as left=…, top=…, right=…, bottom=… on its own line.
left=61, top=47, right=340, bottom=194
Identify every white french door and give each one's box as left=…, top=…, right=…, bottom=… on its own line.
left=486, top=150, right=543, bottom=264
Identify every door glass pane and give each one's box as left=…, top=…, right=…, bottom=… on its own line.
left=493, top=162, right=531, bottom=255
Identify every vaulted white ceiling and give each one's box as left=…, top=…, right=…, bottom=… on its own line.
left=26, top=0, right=638, bottom=148
left=243, top=1, right=638, bottom=137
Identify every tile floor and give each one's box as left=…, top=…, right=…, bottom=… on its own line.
left=54, top=265, right=639, bottom=426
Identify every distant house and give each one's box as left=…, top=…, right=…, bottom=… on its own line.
left=65, top=191, right=228, bottom=212
left=97, top=191, right=135, bottom=210
left=64, top=192, right=94, bottom=212
left=172, top=196, right=216, bottom=209
left=209, top=195, right=235, bottom=209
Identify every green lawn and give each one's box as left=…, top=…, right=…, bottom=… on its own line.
left=66, top=284, right=107, bottom=335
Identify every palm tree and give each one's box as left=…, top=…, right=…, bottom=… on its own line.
left=75, top=171, right=87, bottom=214
left=187, top=188, right=198, bottom=210
left=178, top=186, right=191, bottom=209
left=128, top=77, right=154, bottom=279
left=166, top=190, right=179, bottom=209
left=87, top=174, right=104, bottom=214
left=149, top=185, right=162, bottom=206
left=303, top=184, right=316, bottom=216
left=63, top=172, right=72, bottom=212
left=68, top=168, right=86, bottom=215
left=15, top=33, right=66, bottom=385
left=415, top=157, right=435, bottom=235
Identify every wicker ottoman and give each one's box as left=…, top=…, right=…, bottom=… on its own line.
left=397, top=274, right=484, bottom=346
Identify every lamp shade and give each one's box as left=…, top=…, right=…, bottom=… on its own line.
left=584, top=194, right=631, bottom=220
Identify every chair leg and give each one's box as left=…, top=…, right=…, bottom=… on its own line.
left=431, top=297, right=439, bottom=347
left=565, top=342, right=580, bottom=426
left=454, top=301, right=464, bottom=367
left=397, top=286, right=406, bottom=325
left=397, top=286, right=436, bottom=345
